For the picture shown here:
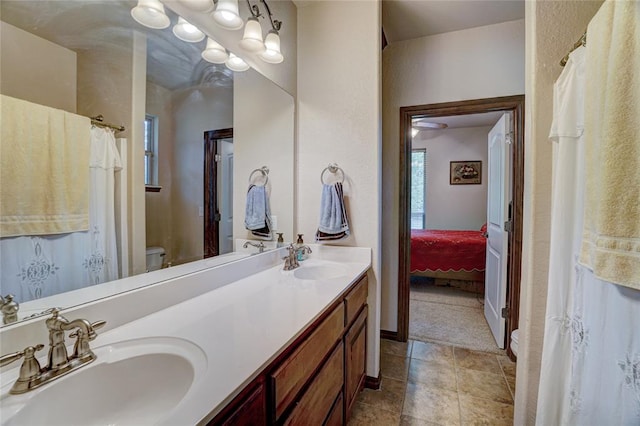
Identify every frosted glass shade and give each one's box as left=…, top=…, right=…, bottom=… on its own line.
left=173, top=17, right=205, bottom=43
left=225, top=53, right=250, bottom=72
left=131, top=0, right=170, bottom=29
left=259, top=30, right=283, bottom=64
left=212, top=0, right=243, bottom=30
left=239, top=17, right=265, bottom=53
left=176, top=0, right=214, bottom=12
left=202, top=38, right=228, bottom=64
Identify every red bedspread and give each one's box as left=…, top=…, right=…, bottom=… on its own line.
left=410, top=229, right=487, bottom=273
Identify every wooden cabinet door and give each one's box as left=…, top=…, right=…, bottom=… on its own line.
left=345, top=306, right=367, bottom=417
left=214, top=382, right=266, bottom=426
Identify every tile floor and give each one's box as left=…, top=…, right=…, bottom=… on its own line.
left=348, top=339, right=516, bottom=426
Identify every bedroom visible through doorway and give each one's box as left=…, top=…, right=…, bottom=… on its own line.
left=409, top=111, right=502, bottom=353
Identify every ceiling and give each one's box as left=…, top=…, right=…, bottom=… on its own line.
left=414, top=111, right=504, bottom=130
left=0, top=0, right=232, bottom=91
left=382, top=0, right=525, bottom=44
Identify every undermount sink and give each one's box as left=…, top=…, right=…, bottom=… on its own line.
left=2, top=337, right=207, bottom=426
left=293, top=262, right=348, bottom=280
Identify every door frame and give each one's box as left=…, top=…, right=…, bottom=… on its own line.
left=396, top=95, right=524, bottom=359
left=204, top=128, right=233, bottom=259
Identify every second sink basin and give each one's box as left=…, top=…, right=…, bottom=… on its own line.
left=2, top=337, right=207, bottom=426
left=293, top=262, right=348, bottom=280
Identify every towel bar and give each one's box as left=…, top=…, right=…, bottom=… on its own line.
left=321, top=163, right=345, bottom=184
left=249, top=166, right=269, bottom=186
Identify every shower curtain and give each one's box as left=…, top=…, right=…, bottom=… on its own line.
left=536, top=3, right=640, bottom=424
left=0, top=127, right=122, bottom=303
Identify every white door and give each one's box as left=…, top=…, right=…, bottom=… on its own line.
left=218, top=138, right=234, bottom=254
left=484, top=113, right=512, bottom=348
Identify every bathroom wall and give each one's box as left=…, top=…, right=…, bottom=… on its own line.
left=297, top=0, right=381, bottom=378
left=233, top=71, right=295, bottom=242
left=516, top=1, right=603, bottom=424
left=0, top=21, right=77, bottom=112
left=145, top=81, right=174, bottom=262
left=412, top=126, right=490, bottom=230
left=171, top=85, right=233, bottom=265
left=381, top=19, right=525, bottom=332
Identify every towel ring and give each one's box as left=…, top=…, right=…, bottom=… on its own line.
left=320, top=163, right=345, bottom=184
left=249, top=166, right=269, bottom=186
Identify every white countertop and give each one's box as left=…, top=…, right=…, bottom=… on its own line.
left=0, top=245, right=371, bottom=425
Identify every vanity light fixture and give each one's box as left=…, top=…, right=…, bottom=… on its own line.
left=239, top=1, right=265, bottom=53
left=130, top=0, right=170, bottom=29
left=257, top=0, right=283, bottom=64
left=212, top=0, right=244, bottom=30
left=225, top=52, right=250, bottom=72
left=202, top=38, right=229, bottom=63
left=411, top=128, right=419, bottom=137
left=176, top=0, right=215, bottom=13
left=173, top=17, right=206, bottom=42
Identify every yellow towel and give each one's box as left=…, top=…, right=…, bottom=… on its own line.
left=579, top=1, right=640, bottom=289
left=0, top=95, right=91, bottom=237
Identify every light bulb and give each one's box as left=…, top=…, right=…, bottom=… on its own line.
left=259, top=30, right=283, bottom=64
left=239, top=17, right=265, bottom=53
left=225, top=53, right=250, bottom=72
left=202, top=38, right=229, bottom=64
left=130, top=0, right=170, bottom=29
left=212, top=0, right=243, bottom=30
left=173, top=17, right=205, bottom=43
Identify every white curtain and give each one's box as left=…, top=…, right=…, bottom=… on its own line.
left=536, top=45, right=640, bottom=425
left=0, top=127, right=122, bottom=303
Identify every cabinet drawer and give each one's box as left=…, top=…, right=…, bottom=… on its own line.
left=344, top=275, right=368, bottom=326
left=283, top=342, right=344, bottom=426
left=218, top=383, right=266, bottom=426
left=271, top=303, right=345, bottom=420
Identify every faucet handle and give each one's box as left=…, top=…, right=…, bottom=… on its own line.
left=1, top=344, right=44, bottom=369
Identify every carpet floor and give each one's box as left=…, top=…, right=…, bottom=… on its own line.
left=409, top=279, right=503, bottom=354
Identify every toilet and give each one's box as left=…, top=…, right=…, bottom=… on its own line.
left=146, top=247, right=165, bottom=272
left=510, top=329, right=520, bottom=357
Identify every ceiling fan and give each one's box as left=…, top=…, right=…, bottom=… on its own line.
left=412, top=119, right=448, bottom=129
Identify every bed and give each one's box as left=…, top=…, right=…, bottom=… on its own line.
left=410, top=226, right=487, bottom=282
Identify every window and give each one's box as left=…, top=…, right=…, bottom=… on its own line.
left=411, top=149, right=427, bottom=229
left=144, top=114, right=158, bottom=187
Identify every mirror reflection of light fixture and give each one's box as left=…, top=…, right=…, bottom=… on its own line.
left=176, top=0, right=214, bottom=12
left=412, top=121, right=448, bottom=130
left=130, top=0, right=170, bottom=29
left=213, top=0, right=244, bottom=30
left=173, top=17, right=206, bottom=42
left=411, top=128, right=419, bottom=137
left=225, top=53, right=250, bottom=72
left=202, top=38, right=229, bottom=63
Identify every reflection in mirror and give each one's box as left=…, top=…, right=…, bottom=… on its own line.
left=0, top=0, right=294, bottom=325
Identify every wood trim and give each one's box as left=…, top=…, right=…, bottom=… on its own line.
left=203, top=128, right=233, bottom=259
left=398, top=95, right=525, bottom=347
left=364, top=374, right=381, bottom=390
left=380, top=329, right=398, bottom=341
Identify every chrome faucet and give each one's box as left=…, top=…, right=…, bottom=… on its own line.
left=282, top=244, right=300, bottom=270
left=243, top=240, right=266, bottom=253
left=0, top=309, right=105, bottom=394
left=296, top=245, right=312, bottom=260
left=0, top=294, right=19, bottom=324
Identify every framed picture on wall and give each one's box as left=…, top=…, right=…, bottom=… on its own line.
left=450, top=161, right=482, bottom=185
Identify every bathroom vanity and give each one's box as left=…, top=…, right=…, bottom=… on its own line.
left=0, top=245, right=371, bottom=425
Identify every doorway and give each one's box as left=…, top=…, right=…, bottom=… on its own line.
left=397, top=95, right=524, bottom=359
left=204, top=128, right=233, bottom=258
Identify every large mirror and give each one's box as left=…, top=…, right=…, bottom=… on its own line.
left=0, top=0, right=294, bottom=325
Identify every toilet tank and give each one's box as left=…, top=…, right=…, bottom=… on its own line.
left=146, top=247, right=165, bottom=271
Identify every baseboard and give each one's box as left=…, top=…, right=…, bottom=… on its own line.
left=380, top=329, right=398, bottom=341
left=364, top=373, right=381, bottom=390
